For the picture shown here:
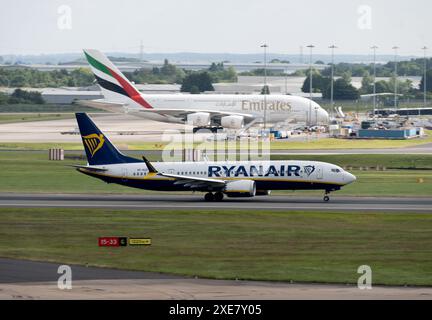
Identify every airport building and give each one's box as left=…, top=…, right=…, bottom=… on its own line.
left=372, top=107, right=432, bottom=117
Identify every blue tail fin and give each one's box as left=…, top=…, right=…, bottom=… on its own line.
left=75, top=113, right=142, bottom=165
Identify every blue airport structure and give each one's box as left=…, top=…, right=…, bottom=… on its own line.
left=357, top=128, right=419, bottom=139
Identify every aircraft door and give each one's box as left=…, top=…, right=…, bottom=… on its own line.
left=316, top=166, right=323, bottom=179
left=121, top=168, right=128, bottom=182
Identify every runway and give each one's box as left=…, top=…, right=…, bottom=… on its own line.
left=0, top=193, right=431, bottom=212
left=1, top=258, right=432, bottom=299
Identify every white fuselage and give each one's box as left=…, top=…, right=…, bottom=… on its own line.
left=125, top=93, right=329, bottom=126
left=81, top=160, right=356, bottom=192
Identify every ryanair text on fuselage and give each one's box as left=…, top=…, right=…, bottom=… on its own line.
left=208, top=164, right=315, bottom=178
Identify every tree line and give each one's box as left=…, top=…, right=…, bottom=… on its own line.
left=321, top=58, right=432, bottom=77
left=0, top=59, right=237, bottom=94
left=0, top=89, right=44, bottom=105
left=300, top=67, right=432, bottom=100
left=1, top=57, right=431, bottom=97
left=0, top=67, right=95, bottom=88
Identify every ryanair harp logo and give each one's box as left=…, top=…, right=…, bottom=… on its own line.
left=82, top=133, right=105, bottom=157
left=303, top=165, right=315, bottom=177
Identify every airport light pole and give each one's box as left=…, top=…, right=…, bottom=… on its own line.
left=329, top=45, right=337, bottom=118
left=306, top=44, right=315, bottom=125
left=261, top=44, right=268, bottom=130
left=299, top=46, right=304, bottom=64
left=422, top=46, right=428, bottom=109
left=392, top=46, right=399, bottom=109
left=371, top=45, right=378, bottom=118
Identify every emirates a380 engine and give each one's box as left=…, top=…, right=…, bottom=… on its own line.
left=187, top=112, right=210, bottom=127
left=221, top=115, right=244, bottom=129
left=224, top=180, right=256, bottom=197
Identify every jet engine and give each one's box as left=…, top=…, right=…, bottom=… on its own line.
left=187, top=112, right=210, bottom=127
left=224, top=180, right=256, bottom=197
left=221, top=115, right=244, bottom=129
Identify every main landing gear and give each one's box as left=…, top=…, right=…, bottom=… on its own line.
left=323, top=190, right=331, bottom=202
left=204, top=192, right=224, bottom=202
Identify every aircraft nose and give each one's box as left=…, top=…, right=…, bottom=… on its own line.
left=345, top=172, right=356, bottom=184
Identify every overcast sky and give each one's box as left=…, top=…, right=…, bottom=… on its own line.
left=0, top=0, right=430, bottom=56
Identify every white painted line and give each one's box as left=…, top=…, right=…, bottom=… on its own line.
left=0, top=202, right=431, bottom=211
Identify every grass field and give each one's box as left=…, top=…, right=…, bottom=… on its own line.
left=0, top=113, right=74, bottom=124
left=0, top=133, right=432, bottom=151
left=271, top=154, right=432, bottom=169
left=0, top=103, right=102, bottom=113
left=1, top=208, right=431, bottom=285
left=0, top=151, right=431, bottom=196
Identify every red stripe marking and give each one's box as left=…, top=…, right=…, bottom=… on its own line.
left=107, top=67, right=153, bottom=109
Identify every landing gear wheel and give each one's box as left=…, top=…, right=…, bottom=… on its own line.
left=323, top=195, right=330, bottom=202
left=204, top=192, right=215, bottom=201
left=214, top=192, right=224, bottom=201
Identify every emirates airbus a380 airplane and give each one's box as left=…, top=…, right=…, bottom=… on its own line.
left=82, top=49, right=329, bottom=131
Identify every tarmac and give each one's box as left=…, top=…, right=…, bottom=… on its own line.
left=1, top=258, right=431, bottom=300
left=0, top=193, right=431, bottom=212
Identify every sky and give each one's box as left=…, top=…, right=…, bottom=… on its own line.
left=0, top=0, right=430, bottom=56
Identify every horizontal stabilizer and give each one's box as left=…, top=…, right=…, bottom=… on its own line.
left=70, top=165, right=108, bottom=172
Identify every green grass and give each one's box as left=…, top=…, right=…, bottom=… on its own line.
left=0, top=142, right=167, bottom=151
left=0, top=103, right=103, bottom=113
left=1, top=208, right=431, bottom=286
left=0, top=152, right=431, bottom=196
left=0, top=113, right=74, bottom=124
left=271, top=154, right=432, bottom=169
left=1, top=133, right=432, bottom=151
left=267, top=135, right=432, bottom=150
left=0, top=151, right=159, bottom=194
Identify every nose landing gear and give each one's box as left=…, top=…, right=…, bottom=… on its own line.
left=323, top=190, right=331, bottom=202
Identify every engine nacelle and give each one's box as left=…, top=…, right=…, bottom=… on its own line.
left=221, top=115, right=244, bottom=129
left=256, top=190, right=271, bottom=196
left=187, top=112, right=210, bottom=127
left=224, top=180, right=256, bottom=197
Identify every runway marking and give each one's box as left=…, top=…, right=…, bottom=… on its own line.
left=1, top=202, right=431, bottom=212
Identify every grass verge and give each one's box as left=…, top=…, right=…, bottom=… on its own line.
left=0, top=208, right=431, bottom=286
left=0, top=133, right=431, bottom=151
left=0, top=113, right=74, bottom=124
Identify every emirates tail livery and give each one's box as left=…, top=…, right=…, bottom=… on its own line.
left=82, top=49, right=329, bottom=130
left=74, top=113, right=355, bottom=202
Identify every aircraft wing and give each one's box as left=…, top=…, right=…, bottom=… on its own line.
left=128, top=108, right=259, bottom=125
left=158, top=172, right=226, bottom=189
left=141, top=155, right=225, bottom=190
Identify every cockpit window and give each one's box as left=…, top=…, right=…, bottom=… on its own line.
left=331, top=168, right=341, bottom=173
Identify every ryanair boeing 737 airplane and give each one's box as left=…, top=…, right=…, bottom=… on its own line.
left=74, top=113, right=356, bottom=202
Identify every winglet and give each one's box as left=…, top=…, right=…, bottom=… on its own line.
left=142, top=156, right=157, bottom=173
